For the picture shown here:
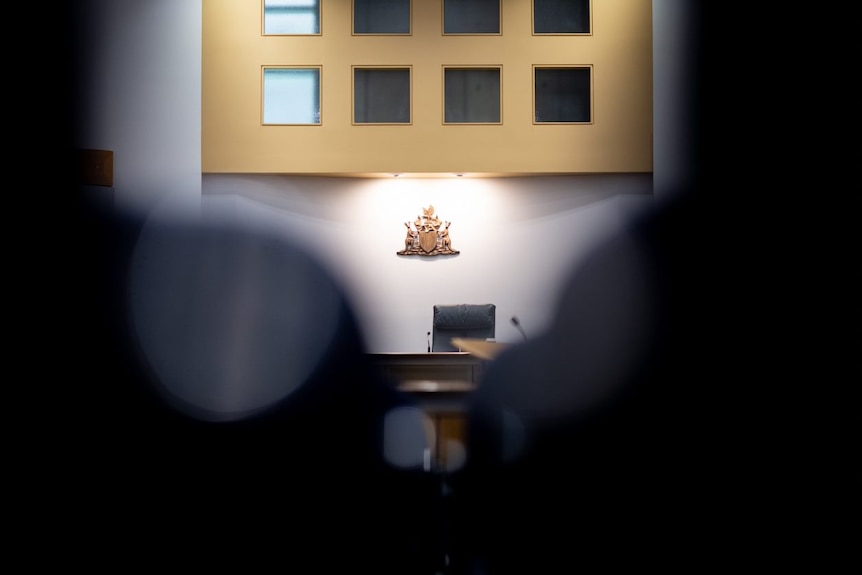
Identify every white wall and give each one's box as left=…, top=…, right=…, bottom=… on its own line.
left=202, top=174, right=652, bottom=351
left=652, top=0, right=697, bottom=198
left=72, top=0, right=202, bottom=222
left=73, top=0, right=692, bottom=352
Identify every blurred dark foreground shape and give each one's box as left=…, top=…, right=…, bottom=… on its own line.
left=443, top=186, right=855, bottom=573
left=56, top=202, right=446, bottom=572
left=51, top=180, right=855, bottom=573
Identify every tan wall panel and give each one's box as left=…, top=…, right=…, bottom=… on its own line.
left=203, top=0, right=652, bottom=175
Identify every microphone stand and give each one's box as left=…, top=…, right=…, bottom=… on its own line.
left=511, top=316, right=528, bottom=342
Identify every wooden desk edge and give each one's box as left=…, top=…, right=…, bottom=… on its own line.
left=396, top=380, right=476, bottom=393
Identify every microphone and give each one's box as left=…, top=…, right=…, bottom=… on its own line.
left=511, top=316, right=528, bottom=341
left=427, top=331, right=431, bottom=353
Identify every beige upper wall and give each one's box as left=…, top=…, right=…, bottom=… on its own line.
left=202, top=0, right=652, bottom=176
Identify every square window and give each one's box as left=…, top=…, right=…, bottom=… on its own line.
left=262, top=67, right=321, bottom=125
left=443, top=0, right=500, bottom=34
left=353, top=67, right=412, bottom=124
left=444, top=67, right=501, bottom=124
left=263, top=0, right=320, bottom=35
left=534, top=66, right=591, bottom=123
left=533, top=0, right=590, bottom=34
left=354, top=0, right=411, bottom=34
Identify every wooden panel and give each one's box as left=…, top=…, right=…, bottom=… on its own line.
left=368, top=352, right=483, bottom=388
left=369, top=352, right=482, bottom=471
left=383, top=365, right=474, bottom=385
left=437, top=413, right=467, bottom=470
left=202, top=0, right=652, bottom=176
left=78, top=149, right=113, bottom=187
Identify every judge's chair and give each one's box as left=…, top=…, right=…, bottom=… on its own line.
left=432, top=304, right=496, bottom=352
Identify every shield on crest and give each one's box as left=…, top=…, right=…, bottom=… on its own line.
left=419, top=230, right=437, bottom=253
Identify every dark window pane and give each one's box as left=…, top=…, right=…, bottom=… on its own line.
left=354, top=0, right=410, bottom=34
left=443, top=0, right=500, bottom=34
left=533, top=0, right=590, bottom=34
left=534, top=67, right=591, bottom=123
left=354, top=68, right=411, bottom=123
left=444, top=68, right=501, bottom=124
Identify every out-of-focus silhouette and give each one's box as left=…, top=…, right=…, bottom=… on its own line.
left=443, top=189, right=786, bottom=573
left=446, top=190, right=857, bottom=572
left=54, top=197, right=444, bottom=572
left=446, top=190, right=722, bottom=573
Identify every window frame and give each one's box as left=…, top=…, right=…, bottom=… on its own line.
left=442, top=65, right=503, bottom=125
left=441, top=0, right=501, bottom=36
left=352, top=0, right=412, bottom=36
left=531, top=0, right=592, bottom=36
left=352, top=65, right=413, bottom=125
left=262, top=0, right=322, bottom=36
left=261, top=65, right=323, bottom=126
left=532, top=65, right=593, bottom=125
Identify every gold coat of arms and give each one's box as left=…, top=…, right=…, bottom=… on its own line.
left=397, top=205, right=460, bottom=257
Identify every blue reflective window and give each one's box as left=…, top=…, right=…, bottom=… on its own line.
left=263, top=68, right=321, bottom=125
left=264, top=0, right=320, bottom=35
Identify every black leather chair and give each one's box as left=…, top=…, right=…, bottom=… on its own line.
left=432, top=304, right=496, bottom=352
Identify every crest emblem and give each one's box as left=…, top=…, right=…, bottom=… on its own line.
left=397, top=205, right=460, bottom=257
left=419, top=230, right=438, bottom=253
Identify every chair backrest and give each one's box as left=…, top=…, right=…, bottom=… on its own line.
left=432, top=304, right=496, bottom=351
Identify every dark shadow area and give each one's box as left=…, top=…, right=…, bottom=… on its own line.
left=51, top=204, right=448, bottom=571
